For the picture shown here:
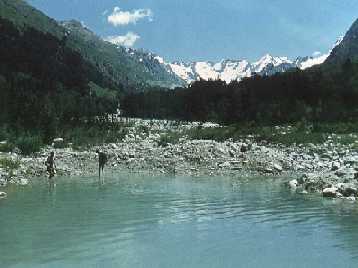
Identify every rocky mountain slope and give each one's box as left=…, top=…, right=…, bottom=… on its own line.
left=61, top=20, right=185, bottom=89
left=325, top=19, right=358, bottom=65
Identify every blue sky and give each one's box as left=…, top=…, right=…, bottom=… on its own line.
left=27, top=0, right=358, bottom=62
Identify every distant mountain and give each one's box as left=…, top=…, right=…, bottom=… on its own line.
left=0, top=0, right=184, bottom=90
left=325, top=19, right=358, bottom=65
left=162, top=40, right=342, bottom=84
left=61, top=20, right=185, bottom=89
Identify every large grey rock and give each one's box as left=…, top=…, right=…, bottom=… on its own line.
left=337, top=183, right=357, bottom=197
left=0, top=192, right=7, bottom=198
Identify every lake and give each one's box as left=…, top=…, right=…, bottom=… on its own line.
left=1, top=173, right=358, bottom=268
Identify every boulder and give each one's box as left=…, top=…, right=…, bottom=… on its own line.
left=0, top=192, right=7, bottom=198
left=288, top=179, right=298, bottom=189
left=240, top=143, right=249, bottom=153
left=346, top=196, right=356, bottom=202
left=53, top=138, right=65, bottom=148
left=273, top=164, right=283, bottom=172
left=337, top=184, right=357, bottom=197
left=322, top=187, right=338, bottom=198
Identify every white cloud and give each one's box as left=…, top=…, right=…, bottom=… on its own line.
left=107, top=6, right=153, bottom=26
left=104, top=32, right=140, bottom=47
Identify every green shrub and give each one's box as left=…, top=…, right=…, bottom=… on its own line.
left=63, top=123, right=129, bottom=149
left=0, top=157, right=20, bottom=171
left=14, top=135, right=43, bottom=155
left=158, top=132, right=181, bottom=147
left=0, top=142, right=15, bottom=153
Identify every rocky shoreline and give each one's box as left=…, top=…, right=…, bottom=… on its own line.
left=1, top=119, right=358, bottom=201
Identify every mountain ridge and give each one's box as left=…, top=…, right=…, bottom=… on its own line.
left=159, top=41, right=342, bottom=84
left=325, top=19, right=358, bottom=65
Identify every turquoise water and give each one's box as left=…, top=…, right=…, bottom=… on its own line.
left=1, top=173, right=358, bottom=268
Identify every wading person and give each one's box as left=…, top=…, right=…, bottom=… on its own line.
left=96, top=149, right=108, bottom=183
left=45, top=151, right=56, bottom=181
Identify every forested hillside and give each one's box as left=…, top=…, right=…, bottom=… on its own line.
left=0, top=16, right=119, bottom=139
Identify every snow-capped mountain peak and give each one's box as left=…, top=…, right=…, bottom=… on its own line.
left=253, top=54, right=293, bottom=73
left=162, top=37, right=342, bottom=84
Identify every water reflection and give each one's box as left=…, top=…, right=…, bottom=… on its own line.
left=1, top=173, right=358, bottom=267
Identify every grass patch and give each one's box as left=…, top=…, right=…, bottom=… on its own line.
left=0, top=157, right=20, bottom=171
left=158, top=131, right=182, bottom=147
left=0, top=142, right=15, bottom=153
left=185, top=123, right=331, bottom=145
left=62, top=123, right=129, bottom=149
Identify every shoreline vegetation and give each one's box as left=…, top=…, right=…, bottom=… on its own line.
left=1, top=118, right=358, bottom=201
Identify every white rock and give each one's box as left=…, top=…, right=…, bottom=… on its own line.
left=273, top=164, right=283, bottom=172
left=18, top=178, right=29, bottom=186
left=323, top=187, right=338, bottom=198
left=0, top=179, right=7, bottom=187
left=288, top=179, right=298, bottom=189
left=53, top=138, right=64, bottom=143
left=0, top=192, right=7, bottom=198
left=346, top=196, right=356, bottom=201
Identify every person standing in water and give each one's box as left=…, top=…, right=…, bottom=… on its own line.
left=96, top=149, right=108, bottom=183
left=45, top=151, right=56, bottom=181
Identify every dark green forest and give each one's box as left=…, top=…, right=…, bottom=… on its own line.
left=121, top=60, right=358, bottom=124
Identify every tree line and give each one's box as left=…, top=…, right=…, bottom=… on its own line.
left=121, top=60, right=358, bottom=124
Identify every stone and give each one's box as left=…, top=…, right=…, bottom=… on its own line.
left=288, top=179, right=298, bottom=189
left=297, top=174, right=308, bottom=185
left=331, top=161, right=340, bottom=171
left=264, top=167, right=274, bottom=174
left=240, top=143, right=249, bottom=153
left=273, top=164, right=283, bottom=172
left=322, top=187, right=338, bottom=198
left=299, top=190, right=308, bottom=194
left=337, top=184, right=357, bottom=197
left=53, top=138, right=65, bottom=148
left=0, top=192, right=7, bottom=198
left=0, top=178, right=7, bottom=187
left=109, top=143, right=118, bottom=149
left=219, top=162, right=231, bottom=169
left=346, top=196, right=356, bottom=201
left=335, top=168, right=356, bottom=179
left=18, top=178, right=29, bottom=186
left=336, top=192, right=343, bottom=198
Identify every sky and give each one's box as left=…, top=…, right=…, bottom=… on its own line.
left=27, top=0, right=358, bottom=62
